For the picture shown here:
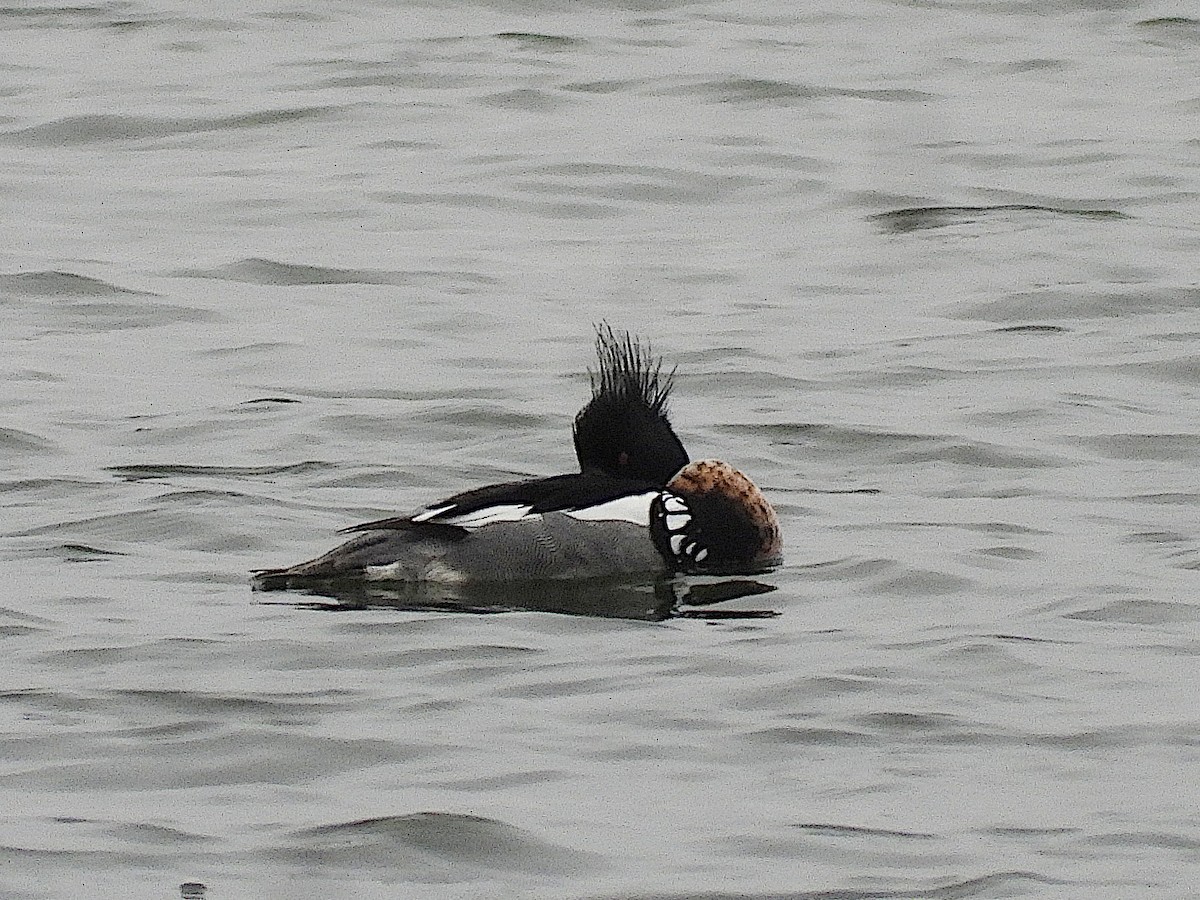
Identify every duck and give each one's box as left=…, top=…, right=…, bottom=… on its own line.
left=252, top=326, right=781, bottom=590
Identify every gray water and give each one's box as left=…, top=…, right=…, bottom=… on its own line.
left=3, top=2, right=1200, bottom=897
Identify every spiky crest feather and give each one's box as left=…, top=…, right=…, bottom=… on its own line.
left=588, top=322, right=676, bottom=417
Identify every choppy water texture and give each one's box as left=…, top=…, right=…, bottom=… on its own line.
left=3, top=1, right=1199, bottom=898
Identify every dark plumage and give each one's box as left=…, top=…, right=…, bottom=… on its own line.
left=340, top=471, right=656, bottom=535
left=572, top=324, right=689, bottom=485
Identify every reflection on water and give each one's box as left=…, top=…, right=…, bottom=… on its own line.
left=256, top=574, right=779, bottom=622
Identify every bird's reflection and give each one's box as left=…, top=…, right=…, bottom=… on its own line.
left=256, top=574, right=778, bottom=622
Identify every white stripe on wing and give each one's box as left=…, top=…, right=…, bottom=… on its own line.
left=411, top=503, right=456, bottom=522
left=438, top=503, right=534, bottom=527
left=563, top=492, right=656, bottom=526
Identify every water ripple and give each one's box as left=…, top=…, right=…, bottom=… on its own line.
left=961, top=288, right=1200, bottom=323
left=279, top=812, right=601, bottom=876
left=586, top=870, right=1066, bottom=900
left=3, top=107, right=338, bottom=145
left=680, top=77, right=936, bottom=104
left=105, top=462, right=334, bottom=483
left=0, top=271, right=153, bottom=297
left=1135, top=17, right=1200, bottom=48
left=176, top=257, right=499, bottom=288
left=0, top=428, right=55, bottom=455
left=871, top=204, right=1130, bottom=233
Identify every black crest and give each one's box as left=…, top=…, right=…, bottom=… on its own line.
left=590, top=323, right=675, bottom=418
left=572, top=324, right=689, bottom=486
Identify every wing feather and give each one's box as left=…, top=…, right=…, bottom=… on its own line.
left=340, top=472, right=657, bottom=534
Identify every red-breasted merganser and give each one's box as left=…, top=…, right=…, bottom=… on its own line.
left=253, top=326, right=781, bottom=589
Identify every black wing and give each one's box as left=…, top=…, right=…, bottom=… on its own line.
left=340, top=472, right=658, bottom=534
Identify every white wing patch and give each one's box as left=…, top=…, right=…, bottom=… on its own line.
left=563, top=492, right=656, bottom=525
left=411, top=503, right=455, bottom=523
left=438, top=503, right=534, bottom=527
left=413, top=491, right=655, bottom=529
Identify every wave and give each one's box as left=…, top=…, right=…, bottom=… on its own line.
left=870, top=204, right=1130, bottom=233
left=280, top=811, right=601, bottom=876
left=677, top=77, right=935, bottom=104
left=724, top=423, right=1063, bottom=469
left=959, top=287, right=1200, bottom=322
left=177, top=257, right=499, bottom=288
left=0, top=271, right=152, bottom=298
left=2, top=107, right=337, bottom=145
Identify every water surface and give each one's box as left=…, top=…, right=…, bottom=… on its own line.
left=2, top=1, right=1199, bottom=898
